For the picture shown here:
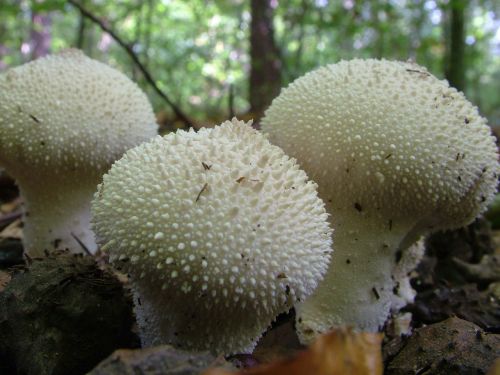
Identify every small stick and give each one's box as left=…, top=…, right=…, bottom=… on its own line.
left=196, top=183, right=208, bottom=202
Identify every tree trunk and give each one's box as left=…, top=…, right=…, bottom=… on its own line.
left=144, top=0, right=154, bottom=69
left=0, top=23, right=8, bottom=70
left=76, top=11, right=86, bottom=49
left=30, top=13, right=51, bottom=59
left=249, top=0, right=282, bottom=121
left=445, top=0, right=466, bottom=92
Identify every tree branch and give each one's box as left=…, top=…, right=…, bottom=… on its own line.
left=68, top=0, right=193, bottom=128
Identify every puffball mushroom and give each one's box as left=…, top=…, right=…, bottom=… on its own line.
left=261, top=59, right=499, bottom=342
left=0, top=50, right=157, bottom=256
left=91, top=118, right=332, bottom=354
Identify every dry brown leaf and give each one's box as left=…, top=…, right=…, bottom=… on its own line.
left=204, top=328, right=383, bottom=375
left=0, top=271, right=11, bottom=293
left=0, top=197, right=22, bottom=215
left=487, top=358, right=500, bottom=375
left=0, top=218, right=23, bottom=240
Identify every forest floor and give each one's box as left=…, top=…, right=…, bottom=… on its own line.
left=0, top=171, right=499, bottom=375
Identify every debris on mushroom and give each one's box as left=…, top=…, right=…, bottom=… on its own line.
left=261, top=59, right=499, bottom=343
left=91, top=118, right=332, bottom=354
left=390, top=238, right=425, bottom=314
left=0, top=50, right=158, bottom=256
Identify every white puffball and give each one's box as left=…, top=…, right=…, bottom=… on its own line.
left=0, top=49, right=158, bottom=255
left=92, top=118, right=332, bottom=354
left=262, top=59, right=498, bottom=232
left=262, top=59, right=499, bottom=341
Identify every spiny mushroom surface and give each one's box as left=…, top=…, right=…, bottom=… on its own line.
left=0, top=50, right=157, bottom=256
left=261, top=59, right=499, bottom=343
left=91, top=119, right=332, bottom=354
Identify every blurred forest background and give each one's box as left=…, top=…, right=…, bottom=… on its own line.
left=0, top=0, right=499, bottom=133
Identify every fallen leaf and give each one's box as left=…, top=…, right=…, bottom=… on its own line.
left=0, top=197, right=22, bottom=215
left=204, top=328, right=383, bottom=375
left=487, top=358, right=500, bottom=375
left=252, top=318, right=302, bottom=364
left=387, top=317, right=500, bottom=375
left=0, top=271, right=11, bottom=292
left=0, top=218, right=23, bottom=240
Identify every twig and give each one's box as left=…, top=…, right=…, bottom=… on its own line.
left=71, top=232, right=92, bottom=256
left=68, top=0, right=193, bottom=128
left=195, top=183, right=208, bottom=202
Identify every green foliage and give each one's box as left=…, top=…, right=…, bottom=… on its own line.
left=0, top=0, right=499, bottom=127
left=30, top=0, right=65, bottom=12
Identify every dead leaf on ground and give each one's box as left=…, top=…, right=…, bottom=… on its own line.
left=487, top=358, right=500, bottom=375
left=0, top=271, right=11, bottom=292
left=0, top=197, right=22, bottom=215
left=252, top=318, right=303, bottom=364
left=0, top=218, right=23, bottom=240
left=204, top=328, right=383, bottom=375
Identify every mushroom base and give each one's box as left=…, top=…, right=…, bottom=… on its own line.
left=295, top=210, right=422, bottom=344
left=131, top=282, right=276, bottom=355
left=20, top=181, right=98, bottom=256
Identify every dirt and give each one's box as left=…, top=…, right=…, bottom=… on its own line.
left=386, top=317, right=500, bottom=375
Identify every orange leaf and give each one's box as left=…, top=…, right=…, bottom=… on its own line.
left=204, top=328, right=383, bottom=375
left=487, top=358, right=500, bottom=375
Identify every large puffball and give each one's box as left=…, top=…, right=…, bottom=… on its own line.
left=91, top=119, right=332, bottom=354
left=263, top=59, right=498, bottom=231
left=262, top=59, right=499, bottom=342
left=0, top=50, right=158, bottom=255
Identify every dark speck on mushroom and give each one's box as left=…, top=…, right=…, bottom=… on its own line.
left=29, top=114, right=40, bottom=123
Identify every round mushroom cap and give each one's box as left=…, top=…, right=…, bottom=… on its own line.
left=0, top=49, right=157, bottom=180
left=262, top=59, right=499, bottom=235
left=91, top=119, right=332, bottom=353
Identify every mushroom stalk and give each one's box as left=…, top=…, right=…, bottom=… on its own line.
left=131, top=283, right=260, bottom=353
left=296, top=209, right=417, bottom=343
left=19, top=176, right=98, bottom=256
left=0, top=50, right=157, bottom=256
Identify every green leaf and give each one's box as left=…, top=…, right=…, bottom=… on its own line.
left=30, top=0, right=66, bottom=13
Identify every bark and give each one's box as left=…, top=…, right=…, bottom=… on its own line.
left=144, top=0, right=154, bottom=69
left=293, top=0, right=309, bottom=73
left=445, top=0, right=466, bottom=91
left=0, top=23, right=8, bottom=70
left=249, top=0, right=282, bottom=120
left=30, top=13, right=51, bottom=59
left=76, top=11, right=86, bottom=49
